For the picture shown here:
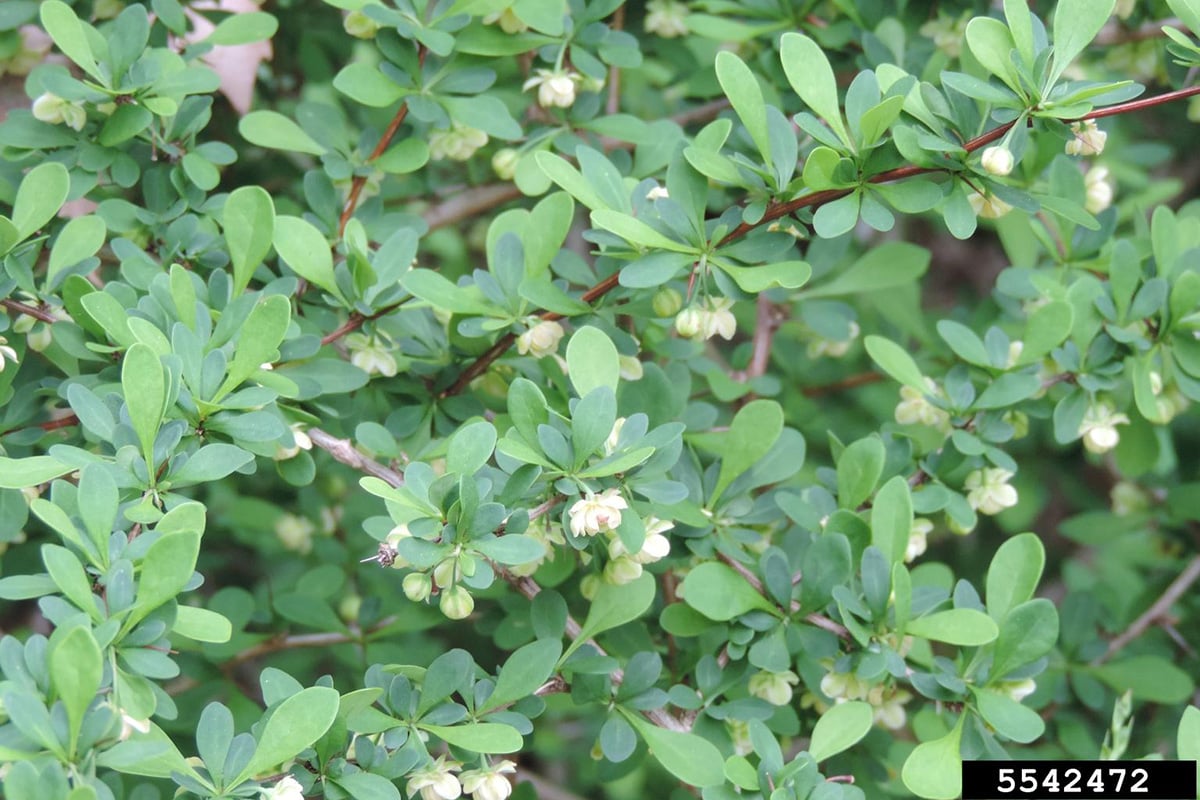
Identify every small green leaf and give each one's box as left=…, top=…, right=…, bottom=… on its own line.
left=716, top=260, right=811, bottom=292
left=809, top=701, right=874, bottom=762
left=591, top=210, right=694, bottom=253
left=447, top=420, right=497, bottom=475
left=836, top=436, right=885, bottom=510
left=566, top=572, right=655, bottom=659
left=802, top=242, right=930, bottom=299
left=122, top=344, right=165, bottom=472
left=274, top=216, right=342, bottom=300
left=239, top=111, right=328, bottom=156
left=985, top=533, right=1044, bottom=621
left=134, top=531, right=200, bottom=621
left=40, top=1, right=102, bottom=81
left=420, top=723, right=523, bottom=754
left=901, top=719, right=964, bottom=800
left=535, top=152, right=607, bottom=210
left=42, top=544, right=96, bottom=618
left=713, top=399, right=784, bottom=504
left=205, top=11, right=277, bottom=44
left=223, top=186, right=275, bottom=297
left=1050, top=0, right=1118, bottom=85
left=679, top=562, right=776, bottom=621
left=865, top=335, right=927, bottom=391
left=991, top=598, right=1058, bottom=679
left=565, top=326, right=620, bottom=398
left=214, top=294, right=291, bottom=401
left=812, top=191, right=861, bottom=238
left=973, top=688, right=1044, bottom=743
left=173, top=606, right=233, bottom=643
left=12, top=162, right=70, bottom=241
left=715, top=51, right=772, bottom=169
left=906, top=608, right=999, bottom=646
left=780, top=33, right=852, bottom=150
left=0, top=456, right=74, bottom=488
left=333, top=62, right=406, bottom=108
left=623, top=712, right=726, bottom=787
left=871, top=476, right=912, bottom=567
left=483, top=639, right=563, bottom=711
left=1091, top=656, right=1194, bottom=704
left=49, top=626, right=102, bottom=753
left=232, top=687, right=340, bottom=784
left=965, top=17, right=1020, bottom=90
left=47, top=215, right=106, bottom=288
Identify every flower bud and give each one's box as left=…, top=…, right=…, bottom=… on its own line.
left=1065, top=120, right=1107, bottom=156
left=343, top=9, right=380, bottom=38
left=981, top=146, right=1014, bottom=176
left=338, top=593, right=362, bottom=623
left=491, top=148, right=520, bottom=180
left=1084, top=166, right=1113, bottom=214
left=603, top=555, right=643, bottom=584
left=403, top=572, right=432, bottom=602
left=433, top=558, right=458, bottom=589
left=439, top=585, right=474, bottom=620
left=516, top=319, right=564, bottom=358
left=748, top=670, right=800, bottom=706
left=652, top=287, right=683, bottom=317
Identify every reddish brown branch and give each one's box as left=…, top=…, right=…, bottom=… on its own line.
left=2, top=299, right=59, bottom=324
left=802, top=371, right=884, bottom=397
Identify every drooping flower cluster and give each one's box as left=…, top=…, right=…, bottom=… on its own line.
left=644, top=0, right=689, bottom=38
left=964, top=468, right=1018, bottom=515
left=674, top=296, right=736, bottom=341
left=1084, top=166, right=1114, bottom=214
left=568, top=488, right=627, bottom=537
left=429, top=123, right=489, bottom=161
left=604, top=516, right=672, bottom=585
left=905, top=518, right=934, bottom=562
left=748, top=670, right=800, bottom=706
left=1078, top=400, right=1129, bottom=454
left=516, top=319, right=565, bottom=358
left=259, top=775, right=305, bottom=800
left=32, top=93, right=87, bottom=131
left=893, top=378, right=952, bottom=432
left=1065, top=119, right=1107, bottom=156
left=345, top=332, right=399, bottom=377
left=406, top=756, right=463, bottom=800
left=967, top=190, right=1013, bottom=219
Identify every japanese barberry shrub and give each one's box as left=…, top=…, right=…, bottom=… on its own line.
left=1, top=1, right=1199, bottom=799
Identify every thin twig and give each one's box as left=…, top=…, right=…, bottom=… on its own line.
left=1092, top=552, right=1200, bottom=665
left=606, top=6, right=624, bottom=116
left=421, top=184, right=524, bottom=231
left=308, top=427, right=405, bottom=486
left=442, top=85, right=1200, bottom=398
left=2, top=299, right=58, bottom=324
left=802, top=371, right=884, bottom=397
left=222, top=617, right=399, bottom=669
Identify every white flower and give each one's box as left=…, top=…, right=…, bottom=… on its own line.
left=0, top=337, right=17, bottom=373
left=981, top=146, right=1014, bottom=176
left=461, top=760, right=517, bottom=800
left=516, top=320, right=564, bottom=358
left=806, top=321, right=860, bottom=359
left=1000, top=678, right=1037, bottom=702
left=275, top=514, right=315, bottom=553
left=260, top=775, right=304, bottom=800
left=32, top=92, right=87, bottom=131
left=604, top=417, right=626, bottom=456
left=403, top=572, right=432, bottom=602
left=964, top=468, right=1018, bottom=515
left=1006, top=340, right=1024, bottom=369
left=905, top=518, right=933, bottom=563
left=523, top=69, right=581, bottom=108
left=1065, top=120, right=1107, bottom=156
left=118, top=711, right=151, bottom=742
left=483, top=8, right=527, bottom=33
left=275, top=424, right=313, bottom=460
left=568, top=488, right=627, bottom=537
left=429, top=123, right=489, bottom=161
left=1078, top=401, right=1129, bottom=454
left=346, top=333, right=398, bottom=377
left=618, top=354, right=644, bottom=380
left=893, top=378, right=951, bottom=432
left=727, top=719, right=753, bottom=756
left=644, top=0, right=689, bottom=37
left=407, top=756, right=463, bottom=800
left=645, top=185, right=670, bottom=200
left=820, top=670, right=868, bottom=701
left=508, top=516, right=565, bottom=577
left=748, top=670, right=800, bottom=706
left=603, top=555, right=643, bottom=584
left=967, top=190, right=1013, bottom=219
left=674, top=307, right=704, bottom=339
left=675, top=297, right=736, bottom=341
left=492, top=148, right=520, bottom=180
left=1084, top=166, right=1113, bottom=214
left=343, top=9, right=380, bottom=38
left=867, top=686, right=911, bottom=730
left=440, top=586, right=475, bottom=620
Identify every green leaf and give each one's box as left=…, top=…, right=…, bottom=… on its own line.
left=565, top=326, right=620, bottom=398
left=239, top=111, right=328, bottom=156
left=836, top=436, right=885, bottom=510
left=447, top=420, right=497, bottom=475
left=623, top=712, right=725, bottom=787
left=566, top=572, right=655, bottom=659
left=801, top=242, right=930, bottom=299
left=1179, top=706, right=1200, bottom=786
left=906, top=608, right=999, bottom=646
left=936, top=320, right=990, bottom=366
left=809, top=701, right=873, bottom=762
left=965, top=17, right=1020, bottom=90
left=40, top=1, right=102, bottom=81
left=419, top=723, right=522, bottom=754
left=812, top=191, right=861, bottom=238
left=679, top=562, right=776, bottom=621
left=712, top=399, right=784, bottom=504
left=535, top=152, right=607, bottom=210
left=972, top=688, right=1044, bottom=743
left=173, top=606, right=232, bottom=643
left=780, top=33, right=852, bottom=150
left=991, top=599, right=1058, bottom=679
left=205, top=11, right=277, bottom=44
left=1018, top=300, right=1073, bottom=364
left=591, top=209, right=694, bottom=253
left=274, top=216, right=342, bottom=300
left=871, top=476, right=912, bottom=567
left=49, top=626, right=102, bottom=752
left=901, top=719, right=964, bottom=800
left=571, top=387, right=616, bottom=464
left=232, top=687, right=340, bottom=784
left=1167, top=0, right=1200, bottom=35
left=42, top=544, right=96, bottom=618
left=985, top=533, right=1044, bottom=621
left=12, top=162, right=70, bottom=241
left=169, top=444, right=255, bottom=486
left=333, top=62, right=406, bottom=107
left=483, top=639, right=563, bottom=711
left=122, top=344, right=165, bottom=472
left=223, top=186, right=275, bottom=297
left=47, top=215, right=106, bottom=288
left=402, top=269, right=494, bottom=315
left=715, top=260, right=811, bottom=293
left=133, top=531, right=201, bottom=620
left=214, top=294, right=290, bottom=401
left=99, top=105, right=153, bottom=146
left=715, top=51, right=772, bottom=169
left=375, top=139, right=429, bottom=174
left=0, top=456, right=74, bottom=488
left=1050, top=0, right=1118, bottom=86
left=1091, top=656, right=1194, bottom=704
left=865, top=335, right=927, bottom=392
left=974, top=372, right=1041, bottom=409
left=96, top=723, right=194, bottom=779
